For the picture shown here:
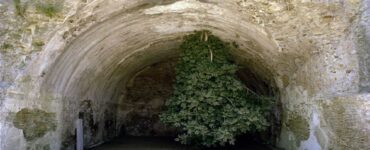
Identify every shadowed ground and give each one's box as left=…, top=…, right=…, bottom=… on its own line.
left=90, top=136, right=274, bottom=150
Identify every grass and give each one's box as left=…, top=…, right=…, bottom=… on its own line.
left=13, top=0, right=27, bottom=17
left=32, top=39, right=44, bottom=47
left=35, top=1, right=62, bottom=18
left=13, top=0, right=62, bottom=18
left=1, top=43, right=13, bottom=49
left=1, top=43, right=13, bottom=53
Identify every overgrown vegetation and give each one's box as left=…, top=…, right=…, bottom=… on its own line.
left=160, top=31, right=273, bottom=147
left=1, top=43, right=13, bottom=49
left=13, top=0, right=27, bottom=17
left=35, top=1, right=62, bottom=18
left=13, top=0, right=62, bottom=18
left=32, top=39, right=44, bottom=47
left=1, top=43, right=13, bottom=53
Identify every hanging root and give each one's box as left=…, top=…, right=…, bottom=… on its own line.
left=209, top=48, right=213, bottom=62
left=201, top=31, right=208, bottom=42
left=204, top=31, right=208, bottom=42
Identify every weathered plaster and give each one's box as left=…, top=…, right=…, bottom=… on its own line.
left=0, top=0, right=368, bottom=149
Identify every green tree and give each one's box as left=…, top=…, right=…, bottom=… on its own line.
left=160, top=31, right=272, bottom=147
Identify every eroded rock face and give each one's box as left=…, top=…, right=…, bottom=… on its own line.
left=119, top=59, right=177, bottom=137
left=0, top=0, right=368, bottom=149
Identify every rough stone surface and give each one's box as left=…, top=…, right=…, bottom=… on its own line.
left=119, top=59, right=178, bottom=137
left=0, top=0, right=368, bottom=150
left=318, top=95, right=370, bottom=149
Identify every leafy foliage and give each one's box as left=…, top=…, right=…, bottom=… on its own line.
left=160, top=31, right=272, bottom=147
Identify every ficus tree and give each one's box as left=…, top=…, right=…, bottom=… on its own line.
left=160, top=31, right=272, bottom=147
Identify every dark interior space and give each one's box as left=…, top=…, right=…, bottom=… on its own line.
left=92, top=58, right=281, bottom=150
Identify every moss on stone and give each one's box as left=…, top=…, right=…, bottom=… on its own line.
left=281, top=75, right=289, bottom=87
left=13, top=108, right=56, bottom=141
left=286, top=114, right=309, bottom=146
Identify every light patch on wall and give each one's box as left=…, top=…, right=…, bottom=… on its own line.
left=144, top=0, right=223, bottom=16
left=151, top=21, right=196, bottom=34
left=144, top=0, right=203, bottom=15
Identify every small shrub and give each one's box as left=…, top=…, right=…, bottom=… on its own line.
left=160, top=31, right=273, bottom=147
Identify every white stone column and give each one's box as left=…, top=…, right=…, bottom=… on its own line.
left=76, top=118, right=83, bottom=150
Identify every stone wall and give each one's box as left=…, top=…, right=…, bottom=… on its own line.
left=0, top=0, right=368, bottom=150
left=118, top=59, right=177, bottom=137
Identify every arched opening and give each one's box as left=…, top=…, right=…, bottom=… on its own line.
left=41, top=32, right=280, bottom=149
left=35, top=1, right=285, bottom=149
left=40, top=29, right=281, bottom=148
left=43, top=28, right=282, bottom=148
left=1, top=1, right=367, bottom=150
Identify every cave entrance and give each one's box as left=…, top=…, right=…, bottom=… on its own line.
left=92, top=57, right=280, bottom=150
